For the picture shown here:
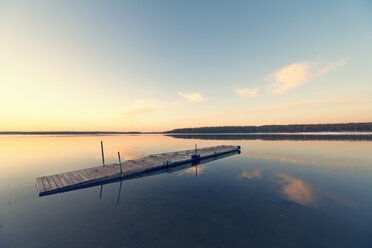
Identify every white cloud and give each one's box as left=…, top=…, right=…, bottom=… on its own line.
left=177, top=91, right=206, bottom=102
left=267, top=58, right=348, bottom=93
left=268, top=62, right=310, bottom=93
left=235, top=87, right=259, bottom=97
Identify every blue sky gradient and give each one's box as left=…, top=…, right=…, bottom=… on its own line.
left=0, top=1, right=371, bottom=131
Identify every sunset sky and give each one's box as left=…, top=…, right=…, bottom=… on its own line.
left=1, top=1, right=371, bottom=132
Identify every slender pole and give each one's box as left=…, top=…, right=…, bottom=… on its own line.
left=101, top=141, right=105, bottom=166
left=118, top=152, right=123, bottom=177
left=99, top=141, right=105, bottom=199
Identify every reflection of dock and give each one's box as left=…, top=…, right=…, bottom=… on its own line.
left=35, top=145, right=240, bottom=196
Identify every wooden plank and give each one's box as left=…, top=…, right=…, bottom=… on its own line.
left=36, top=177, right=45, bottom=193
left=89, top=168, right=104, bottom=179
left=85, top=167, right=102, bottom=179
left=106, top=165, right=120, bottom=175
left=104, top=166, right=118, bottom=175
left=42, top=177, right=51, bottom=191
left=72, top=171, right=85, bottom=183
left=58, top=173, right=71, bottom=187
left=94, top=167, right=108, bottom=177
left=79, top=169, right=95, bottom=181
left=65, top=172, right=80, bottom=185
left=51, top=175, right=63, bottom=189
left=123, top=162, right=137, bottom=171
left=95, top=167, right=107, bottom=175
left=61, top=173, right=74, bottom=186
left=56, top=174, right=69, bottom=187
left=75, top=170, right=90, bottom=181
left=68, top=172, right=84, bottom=184
left=46, top=176, right=58, bottom=190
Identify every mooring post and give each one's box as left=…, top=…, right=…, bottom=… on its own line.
left=191, top=144, right=200, bottom=160
left=118, top=152, right=123, bottom=177
left=101, top=141, right=105, bottom=166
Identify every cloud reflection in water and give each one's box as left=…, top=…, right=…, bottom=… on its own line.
left=238, top=169, right=356, bottom=208
left=238, top=169, right=262, bottom=180
left=178, top=165, right=207, bottom=176
left=275, top=173, right=316, bottom=206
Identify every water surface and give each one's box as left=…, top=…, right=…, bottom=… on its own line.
left=0, top=134, right=371, bottom=247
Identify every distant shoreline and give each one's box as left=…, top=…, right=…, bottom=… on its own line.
left=1, top=122, right=372, bottom=135
left=164, top=122, right=372, bottom=134
left=166, top=133, right=372, bottom=141
left=0, top=131, right=146, bottom=135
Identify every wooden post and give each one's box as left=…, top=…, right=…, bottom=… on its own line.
left=101, top=141, right=105, bottom=166
left=191, top=144, right=200, bottom=160
left=99, top=141, right=105, bottom=199
left=118, top=152, right=123, bottom=177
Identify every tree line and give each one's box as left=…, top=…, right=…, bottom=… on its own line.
left=164, top=122, right=372, bottom=133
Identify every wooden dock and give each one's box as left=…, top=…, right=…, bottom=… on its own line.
left=35, top=145, right=240, bottom=196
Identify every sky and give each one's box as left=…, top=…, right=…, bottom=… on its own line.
left=0, top=0, right=371, bottom=132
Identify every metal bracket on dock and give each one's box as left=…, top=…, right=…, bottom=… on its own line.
left=191, top=154, right=200, bottom=160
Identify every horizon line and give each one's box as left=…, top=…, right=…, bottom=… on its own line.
left=1, top=121, right=372, bottom=134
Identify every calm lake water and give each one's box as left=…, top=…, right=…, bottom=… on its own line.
left=0, top=134, right=371, bottom=248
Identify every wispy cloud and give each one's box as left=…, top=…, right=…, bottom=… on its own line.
left=313, top=58, right=348, bottom=77
left=235, top=87, right=259, bottom=97
left=244, top=101, right=313, bottom=113
left=242, top=91, right=369, bottom=114
left=122, top=99, right=160, bottom=120
left=177, top=91, right=206, bottom=102
left=267, top=58, right=348, bottom=93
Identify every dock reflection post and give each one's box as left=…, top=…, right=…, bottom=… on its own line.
left=117, top=180, right=123, bottom=204
left=99, top=184, right=103, bottom=199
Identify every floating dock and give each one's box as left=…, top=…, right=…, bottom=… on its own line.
left=35, top=145, right=240, bottom=196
